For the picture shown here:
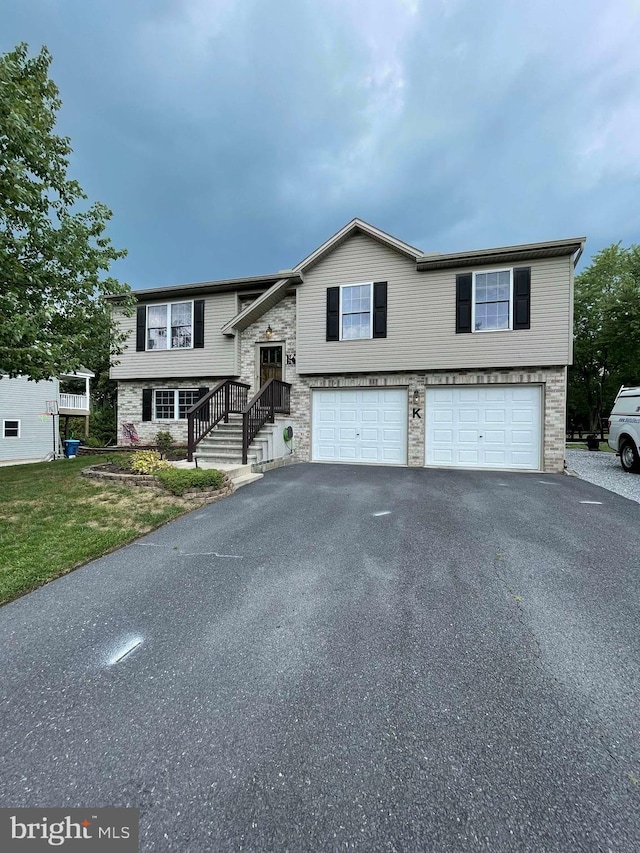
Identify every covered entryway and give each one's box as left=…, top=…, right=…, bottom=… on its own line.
left=425, top=385, right=542, bottom=470
left=312, top=388, right=408, bottom=465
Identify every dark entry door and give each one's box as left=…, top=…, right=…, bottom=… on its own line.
left=260, top=346, right=283, bottom=385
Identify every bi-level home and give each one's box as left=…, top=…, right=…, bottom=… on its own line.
left=108, top=219, right=584, bottom=474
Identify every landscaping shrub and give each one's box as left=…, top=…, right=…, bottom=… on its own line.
left=89, top=406, right=117, bottom=445
left=155, top=430, right=175, bottom=459
left=156, top=468, right=224, bottom=496
left=84, top=436, right=103, bottom=448
left=105, top=452, right=135, bottom=471
left=130, top=450, right=173, bottom=475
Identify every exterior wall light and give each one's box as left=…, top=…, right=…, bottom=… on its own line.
left=265, top=325, right=274, bottom=340
left=412, top=389, right=420, bottom=405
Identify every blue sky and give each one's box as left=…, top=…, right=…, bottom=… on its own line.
left=3, top=0, right=640, bottom=289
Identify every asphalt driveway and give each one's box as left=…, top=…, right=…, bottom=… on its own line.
left=1, top=464, right=639, bottom=852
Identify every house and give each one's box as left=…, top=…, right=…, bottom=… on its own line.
left=108, top=219, right=584, bottom=474
left=0, top=369, right=94, bottom=464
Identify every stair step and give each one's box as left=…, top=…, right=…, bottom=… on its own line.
left=233, top=472, right=264, bottom=489
left=200, top=441, right=243, bottom=452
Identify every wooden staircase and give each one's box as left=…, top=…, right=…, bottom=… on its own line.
left=187, top=378, right=292, bottom=467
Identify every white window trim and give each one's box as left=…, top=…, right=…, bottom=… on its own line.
left=3, top=419, right=20, bottom=438
left=153, top=388, right=199, bottom=421
left=339, top=282, right=374, bottom=341
left=471, top=268, right=513, bottom=333
left=146, top=300, right=194, bottom=351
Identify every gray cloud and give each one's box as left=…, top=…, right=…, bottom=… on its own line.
left=2, top=0, right=639, bottom=287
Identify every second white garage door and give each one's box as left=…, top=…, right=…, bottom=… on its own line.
left=425, top=385, right=542, bottom=470
left=312, top=388, right=408, bottom=465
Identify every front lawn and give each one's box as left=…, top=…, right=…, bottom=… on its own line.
left=0, top=456, right=202, bottom=605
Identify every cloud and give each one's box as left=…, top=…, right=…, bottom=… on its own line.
left=1, top=0, right=640, bottom=285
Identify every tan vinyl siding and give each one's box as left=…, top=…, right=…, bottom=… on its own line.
left=296, top=233, right=573, bottom=374
left=110, top=292, right=238, bottom=379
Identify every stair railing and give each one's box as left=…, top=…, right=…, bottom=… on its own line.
left=187, top=379, right=250, bottom=461
left=242, top=378, right=291, bottom=465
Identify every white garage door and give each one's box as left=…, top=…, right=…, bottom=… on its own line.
left=425, top=385, right=542, bottom=470
left=312, top=388, right=408, bottom=465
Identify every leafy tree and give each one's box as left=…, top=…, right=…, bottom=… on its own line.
left=569, top=243, right=640, bottom=430
left=0, top=43, right=134, bottom=381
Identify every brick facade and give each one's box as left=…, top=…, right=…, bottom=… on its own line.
left=117, top=377, right=225, bottom=445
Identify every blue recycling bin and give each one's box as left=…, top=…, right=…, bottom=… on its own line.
left=63, top=439, right=81, bottom=458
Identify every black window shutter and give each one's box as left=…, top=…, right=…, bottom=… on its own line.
left=326, top=287, right=340, bottom=341
left=194, top=300, right=205, bottom=348
left=142, top=388, right=153, bottom=421
left=513, top=267, right=531, bottom=330
left=456, top=273, right=473, bottom=333
left=372, top=281, right=387, bottom=338
left=136, top=306, right=147, bottom=351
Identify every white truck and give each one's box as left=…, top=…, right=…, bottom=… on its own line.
left=608, top=386, right=640, bottom=472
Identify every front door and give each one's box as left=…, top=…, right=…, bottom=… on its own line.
left=259, top=345, right=283, bottom=386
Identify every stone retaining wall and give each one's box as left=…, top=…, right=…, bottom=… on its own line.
left=82, top=466, right=234, bottom=502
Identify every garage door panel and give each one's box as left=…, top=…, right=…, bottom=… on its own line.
left=339, top=427, right=357, bottom=440
left=512, top=387, right=536, bottom=400
left=382, top=449, right=403, bottom=463
left=485, top=388, right=507, bottom=401
left=361, top=428, right=379, bottom=441
left=339, top=409, right=357, bottom=423
left=317, top=427, right=337, bottom=440
left=360, top=447, right=380, bottom=461
left=426, top=385, right=541, bottom=471
left=512, top=451, right=536, bottom=465
left=512, top=430, right=533, bottom=443
left=312, top=389, right=407, bottom=465
left=511, top=409, right=534, bottom=423
left=459, top=389, right=480, bottom=402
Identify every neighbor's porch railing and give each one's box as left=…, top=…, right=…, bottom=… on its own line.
left=242, top=378, right=291, bottom=465
left=59, top=393, right=89, bottom=411
left=186, top=379, right=249, bottom=461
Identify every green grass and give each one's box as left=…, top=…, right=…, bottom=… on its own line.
left=0, top=456, right=202, bottom=605
left=566, top=440, right=615, bottom=452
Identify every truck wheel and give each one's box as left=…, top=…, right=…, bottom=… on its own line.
left=620, top=439, right=640, bottom=472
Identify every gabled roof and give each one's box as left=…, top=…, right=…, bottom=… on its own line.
left=220, top=275, right=300, bottom=336
left=220, top=218, right=424, bottom=335
left=416, top=237, right=586, bottom=271
left=294, top=218, right=423, bottom=273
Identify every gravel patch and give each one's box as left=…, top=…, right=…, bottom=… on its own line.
left=565, top=449, right=640, bottom=504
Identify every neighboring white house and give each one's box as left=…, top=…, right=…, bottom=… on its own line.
left=0, top=368, right=94, bottom=463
